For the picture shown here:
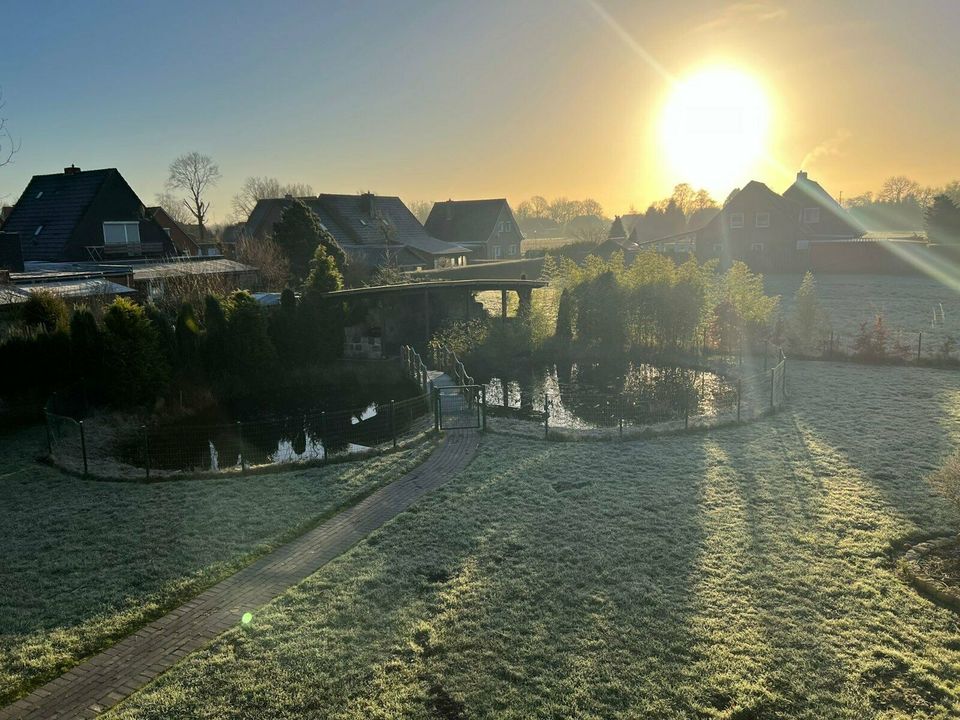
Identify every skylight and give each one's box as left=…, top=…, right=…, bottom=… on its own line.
left=34, top=225, right=43, bottom=236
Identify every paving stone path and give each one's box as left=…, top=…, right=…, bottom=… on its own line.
left=0, top=430, right=479, bottom=720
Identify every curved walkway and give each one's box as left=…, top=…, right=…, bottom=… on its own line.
left=0, top=430, right=480, bottom=720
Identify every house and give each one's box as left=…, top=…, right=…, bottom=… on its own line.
left=782, top=170, right=865, bottom=240
left=424, top=199, right=523, bottom=260
left=146, top=207, right=220, bottom=258
left=246, top=193, right=469, bottom=270
left=1, top=166, right=176, bottom=263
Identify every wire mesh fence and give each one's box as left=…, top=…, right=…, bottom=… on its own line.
left=45, top=393, right=434, bottom=481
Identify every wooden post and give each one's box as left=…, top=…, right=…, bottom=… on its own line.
left=480, top=385, right=487, bottom=431
left=501, top=289, right=508, bottom=320
left=782, top=358, right=787, bottom=397
left=79, top=420, right=88, bottom=477
left=236, top=421, right=245, bottom=471
left=684, top=397, right=689, bottom=429
left=544, top=397, right=550, bottom=438
left=433, top=388, right=441, bottom=432
left=618, top=396, right=624, bottom=440
left=917, top=332, right=922, bottom=362
left=321, top=412, right=328, bottom=464
left=770, top=368, right=775, bottom=409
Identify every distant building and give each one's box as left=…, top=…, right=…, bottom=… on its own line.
left=425, top=199, right=523, bottom=260
left=245, top=193, right=470, bottom=271
left=146, top=207, right=220, bottom=257
left=1, top=165, right=176, bottom=263
left=782, top=170, right=865, bottom=239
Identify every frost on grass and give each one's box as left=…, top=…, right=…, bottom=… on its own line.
left=106, top=361, right=960, bottom=719
left=0, top=437, right=434, bottom=705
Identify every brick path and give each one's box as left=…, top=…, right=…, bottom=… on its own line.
left=0, top=430, right=480, bottom=720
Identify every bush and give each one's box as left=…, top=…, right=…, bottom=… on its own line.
left=930, top=452, right=960, bottom=514
left=852, top=314, right=888, bottom=362
left=102, top=298, right=169, bottom=407
left=69, top=307, right=103, bottom=388
left=21, top=291, right=68, bottom=332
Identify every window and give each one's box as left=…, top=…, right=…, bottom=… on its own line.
left=802, top=207, right=820, bottom=224
left=751, top=242, right=765, bottom=252
left=492, top=245, right=502, bottom=259
left=713, top=243, right=723, bottom=254
left=507, top=244, right=518, bottom=256
left=796, top=239, right=810, bottom=250
left=755, top=212, right=770, bottom=228
left=729, top=212, right=744, bottom=228
left=102, top=221, right=140, bottom=246
left=503, top=221, right=512, bottom=232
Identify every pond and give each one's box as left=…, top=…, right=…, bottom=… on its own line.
left=118, top=396, right=430, bottom=473
left=481, top=360, right=737, bottom=430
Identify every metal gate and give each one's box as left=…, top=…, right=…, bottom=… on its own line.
left=435, top=385, right=484, bottom=430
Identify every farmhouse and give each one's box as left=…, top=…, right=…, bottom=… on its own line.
left=246, top=193, right=470, bottom=270
left=0, top=165, right=176, bottom=264
left=424, top=199, right=523, bottom=260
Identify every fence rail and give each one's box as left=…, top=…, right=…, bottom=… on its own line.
left=45, top=388, right=433, bottom=481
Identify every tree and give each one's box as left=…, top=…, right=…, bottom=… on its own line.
left=166, top=152, right=222, bottom=241
left=303, top=244, right=344, bottom=294
left=0, top=87, right=19, bottom=170
left=69, top=307, right=103, bottom=387
left=514, top=200, right=533, bottom=222
left=102, top=298, right=168, bottom=406
left=925, top=194, right=960, bottom=245
left=272, top=198, right=347, bottom=283
left=789, top=271, right=830, bottom=355
left=234, top=231, right=290, bottom=289
left=878, top=175, right=921, bottom=204
left=577, top=198, right=605, bottom=219
left=21, top=291, right=68, bottom=332
left=555, top=288, right=574, bottom=347
left=231, top=176, right=314, bottom=221
left=153, top=192, right=190, bottom=225
left=548, top=197, right=579, bottom=226
left=407, top=200, right=433, bottom=224
left=530, top=195, right=550, bottom=218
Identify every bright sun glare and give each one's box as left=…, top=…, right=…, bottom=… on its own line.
left=660, top=67, right=771, bottom=195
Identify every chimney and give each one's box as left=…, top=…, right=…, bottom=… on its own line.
left=64, top=164, right=81, bottom=175
left=797, top=170, right=808, bottom=181
left=361, top=192, right=375, bottom=216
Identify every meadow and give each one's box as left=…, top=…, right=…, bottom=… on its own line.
left=767, top=273, right=960, bottom=356
left=106, top=360, right=960, bottom=719
left=0, top=428, right=434, bottom=705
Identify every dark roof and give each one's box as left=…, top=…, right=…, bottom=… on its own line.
left=2, top=169, right=115, bottom=259
left=424, top=199, right=514, bottom=246
left=783, top=171, right=865, bottom=236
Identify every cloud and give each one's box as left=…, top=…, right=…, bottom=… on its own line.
left=801, top=129, right=852, bottom=170
left=695, top=2, right=787, bottom=33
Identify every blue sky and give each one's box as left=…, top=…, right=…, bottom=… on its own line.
left=2, top=0, right=960, bottom=221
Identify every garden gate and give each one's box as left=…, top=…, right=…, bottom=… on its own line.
left=435, top=385, right=485, bottom=430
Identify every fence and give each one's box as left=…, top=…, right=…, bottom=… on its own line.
left=45, top=391, right=433, bottom=481
left=483, top=353, right=787, bottom=441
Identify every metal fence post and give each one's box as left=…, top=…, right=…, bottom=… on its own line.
left=390, top=400, right=397, bottom=448
left=684, top=397, right=689, bottom=429
left=544, top=397, right=550, bottom=438
left=45, top=413, right=52, bottom=456
left=737, top=378, right=742, bottom=422
left=321, top=411, right=328, bottom=464
left=79, top=420, right=88, bottom=477
left=142, top=425, right=150, bottom=480
left=236, top=421, right=245, bottom=471
left=618, top=395, right=624, bottom=439
left=918, top=332, right=922, bottom=362
left=433, top=388, right=441, bottom=432
left=769, top=368, right=775, bottom=409
left=782, top=358, right=787, bottom=397
left=480, top=385, right=487, bottom=431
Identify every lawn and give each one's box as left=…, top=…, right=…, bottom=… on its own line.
left=106, top=360, right=960, bottom=719
left=0, top=427, right=434, bottom=705
left=767, top=273, right=960, bottom=355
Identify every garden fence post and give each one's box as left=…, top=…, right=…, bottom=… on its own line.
left=918, top=332, right=922, bottom=362
left=618, top=395, right=623, bottom=439
left=79, top=420, right=88, bottom=477
left=433, top=388, right=440, bottom=432
left=684, top=397, right=689, bottom=429
left=782, top=358, right=787, bottom=398
left=480, top=385, right=487, bottom=431
left=143, top=425, right=150, bottom=480
left=390, top=400, right=397, bottom=448
left=45, top=413, right=52, bottom=456
left=236, top=421, right=245, bottom=471
left=737, top=379, right=742, bottom=422
left=544, top=397, right=550, bottom=439
left=321, top=411, right=328, bottom=464
left=770, top=368, right=775, bottom=410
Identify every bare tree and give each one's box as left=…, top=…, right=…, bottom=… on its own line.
left=153, top=192, right=190, bottom=225
left=234, top=231, right=290, bottom=289
left=577, top=198, right=605, bottom=218
left=530, top=195, right=550, bottom=218
left=407, top=200, right=433, bottom=224
left=166, top=153, right=222, bottom=241
left=878, top=176, right=921, bottom=204
left=0, top=87, right=19, bottom=170
left=232, top=176, right=314, bottom=221
left=548, top=197, right=579, bottom=226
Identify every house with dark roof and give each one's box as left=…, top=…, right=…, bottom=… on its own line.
left=1, top=165, right=175, bottom=263
left=782, top=170, right=865, bottom=239
left=425, top=199, right=523, bottom=260
left=146, top=207, right=220, bottom=257
left=245, top=193, right=469, bottom=270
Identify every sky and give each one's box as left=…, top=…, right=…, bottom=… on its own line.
left=2, top=0, right=959, bottom=223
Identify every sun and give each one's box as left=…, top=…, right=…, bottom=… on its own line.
left=659, top=66, right=772, bottom=196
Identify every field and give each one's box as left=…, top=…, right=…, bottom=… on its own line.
left=0, top=428, right=434, bottom=705
left=767, top=273, right=960, bottom=355
left=105, top=360, right=960, bottom=719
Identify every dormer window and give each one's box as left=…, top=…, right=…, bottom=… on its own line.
left=729, top=212, right=744, bottom=228
left=802, top=207, right=820, bottom=224
left=103, top=221, right=141, bottom=249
